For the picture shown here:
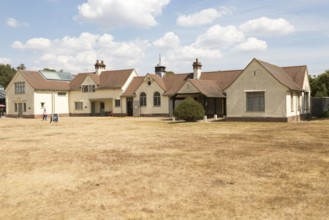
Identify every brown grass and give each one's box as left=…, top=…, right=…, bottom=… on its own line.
left=0, top=117, right=328, bottom=219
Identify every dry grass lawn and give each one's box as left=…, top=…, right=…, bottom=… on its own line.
left=0, top=117, right=328, bottom=219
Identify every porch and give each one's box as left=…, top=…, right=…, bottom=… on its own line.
left=90, top=98, right=113, bottom=116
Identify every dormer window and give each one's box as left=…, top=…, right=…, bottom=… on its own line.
left=81, top=85, right=96, bottom=93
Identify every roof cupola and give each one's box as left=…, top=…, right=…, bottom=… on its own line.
left=155, top=54, right=166, bottom=78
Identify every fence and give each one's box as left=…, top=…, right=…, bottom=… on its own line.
left=311, top=97, right=329, bottom=117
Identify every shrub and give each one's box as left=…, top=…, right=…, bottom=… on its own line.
left=320, top=110, right=329, bottom=118
left=174, top=97, right=205, bottom=122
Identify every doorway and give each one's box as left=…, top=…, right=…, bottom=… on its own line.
left=18, top=103, right=23, bottom=117
left=100, top=102, right=105, bottom=116
left=126, top=98, right=133, bottom=116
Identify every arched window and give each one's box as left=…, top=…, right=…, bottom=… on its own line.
left=140, top=92, right=147, bottom=107
left=154, top=92, right=161, bottom=107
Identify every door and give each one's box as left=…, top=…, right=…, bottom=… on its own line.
left=100, top=102, right=105, bottom=116
left=18, top=103, right=23, bottom=117
left=91, top=102, right=96, bottom=115
left=126, top=98, right=133, bottom=116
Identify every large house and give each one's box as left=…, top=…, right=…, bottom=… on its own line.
left=5, top=58, right=311, bottom=122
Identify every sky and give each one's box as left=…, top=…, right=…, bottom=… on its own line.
left=0, top=0, right=328, bottom=76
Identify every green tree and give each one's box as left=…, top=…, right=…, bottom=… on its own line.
left=165, top=71, right=174, bottom=75
left=174, top=96, right=205, bottom=122
left=17, top=63, right=26, bottom=70
left=310, top=70, right=329, bottom=97
left=42, top=68, right=56, bottom=72
left=0, top=64, right=17, bottom=88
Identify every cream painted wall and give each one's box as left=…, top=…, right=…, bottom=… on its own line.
left=5, top=72, right=34, bottom=116
left=69, top=89, right=121, bottom=114
left=226, top=60, right=289, bottom=118
left=134, top=75, right=169, bottom=115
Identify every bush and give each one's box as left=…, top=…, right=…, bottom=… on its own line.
left=174, top=97, right=205, bottom=122
left=320, top=110, right=329, bottom=118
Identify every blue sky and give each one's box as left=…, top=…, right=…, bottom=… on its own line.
left=0, top=0, right=328, bottom=76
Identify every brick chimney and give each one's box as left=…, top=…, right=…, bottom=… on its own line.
left=94, top=60, right=106, bottom=75
left=193, top=58, right=202, bottom=80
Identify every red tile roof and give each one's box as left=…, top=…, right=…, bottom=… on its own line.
left=70, top=69, right=134, bottom=90
left=99, top=69, right=134, bottom=89
left=21, top=71, right=70, bottom=91
left=187, top=79, right=225, bottom=97
left=122, top=76, right=144, bottom=97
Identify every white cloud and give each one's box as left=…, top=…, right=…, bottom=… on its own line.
left=240, top=17, right=294, bottom=35
left=5, top=18, right=28, bottom=28
left=195, top=25, right=245, bottom=48
left=153, top=32, right=180, bottom=48
left=166, top=45, right=222, bottom=63
left=12, top=38, right=51, bottom=50
left=177, top=8, right=229, bottom=27
left=12, top=32, right=148, bottom=73
left=0, top=57, right=11, bottom=64
left=76, top=0, right=171, bottom=28
left=235, top=37, right=267, bottom=52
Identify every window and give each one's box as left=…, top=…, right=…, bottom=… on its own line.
left=15, top=82, right=25, bottom=94
left=75, top=102, right=83, bottom=110
left=246, top=92, right=265, bottom=112
left=14, top=103, right=18, bottom=112
left=115, top=99, right=121, bottom=107
left=304, top=92, right=309, bottom=110
left=81, top=85, right=95, bottom=93
left=58, top=92, right=66, bottom=96
left=290, top=92, right=294, bottom=112
left=41, top=102, right=45, bottom=109
left=153, top=92, right=161, bottom=107
left=298, top=94, right=301, bottom=111
left=23, top=103, right=27, bottom=112
left=140, top=92, right=147, bottom=107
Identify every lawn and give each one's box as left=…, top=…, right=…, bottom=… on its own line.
left=0, top=117, right=328, bottom=219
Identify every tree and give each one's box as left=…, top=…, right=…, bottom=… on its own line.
left=42, top=68, right=56, bottom=72
left=310, top=70, right=329, bottom=97
left=174, top=96, right=205, bottom=122
left=17, top=63, right=26, bottom=70
left=0, top=64, right=17, bottom=88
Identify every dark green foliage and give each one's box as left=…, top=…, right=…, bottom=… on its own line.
left=320, top=110, right=329, bottom=118
left=174, top=96, right=205, bottom=122
left=0, top=64, right=17, bottom=88
left=165, top=71, right=174, bottom=75
left=310, top=70, right=329, bottom=97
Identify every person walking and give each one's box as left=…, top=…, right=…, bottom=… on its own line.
left=42, top=109, right=48, bottom=121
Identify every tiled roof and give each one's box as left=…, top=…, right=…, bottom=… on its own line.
left=70, top=69, right=134, bottom=90
left=99, top=69, right=134, bottom=89
left=187, top=79, right=225, bottom=97
left=256, top=59, right=302, bottom=91
left=148, top=74, right=167, bottom=91
left=283, top=65, right=307, bottom=89
left=21, top=71, right=70, bottom=91
left=69, top=73, right=92, bottom=90
left=122, top=76, right=144, bottom=97
left=162, top=73, right=192, bottom=96
left=201, top=70, right=242, bottom=91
